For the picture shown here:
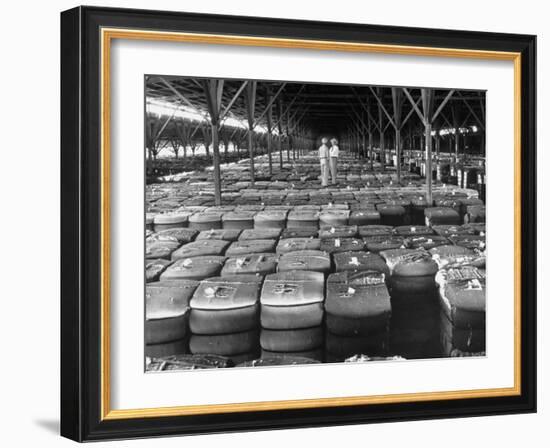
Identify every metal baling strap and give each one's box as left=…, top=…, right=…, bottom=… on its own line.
left=447, top=266, right=484, bottom=281
left=206, top=276, right=257, bottom=290
left=349, top=271, right=386, bottom=286
left=444, top=254, right=479, bottom=267
left=398, top=251, right=429, bottom=263
left=449, top=277, right=485, bottom=290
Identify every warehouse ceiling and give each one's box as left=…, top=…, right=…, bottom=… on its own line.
left=145, top=76, right=486, bottom=146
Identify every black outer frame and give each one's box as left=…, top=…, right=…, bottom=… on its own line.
left=60, top=6, right=536, bottom=442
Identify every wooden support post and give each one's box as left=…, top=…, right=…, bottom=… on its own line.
left=145, top=133, right=153, bottom=167
left=420, top=88, right=435, bottom=205
left=211, top=123, right=222, bottom=204
left=368, top=132, right=373, bottom=170
left=287, top=134, right=291, bottom=162
left=202, top=124, right=211, bottom=159
left=451, top=105, right=460, bottom=163
left=277, top=135, right=283, bottom=170
left=245, top=81, right=257, bottom=185
left=395, top=128, right=401, bottom=181
left=248, top=131, right=255, bottom=180
left=391, top=88, right=404, bottom=183
left=223, top=137, right=229, bottom=161
left=177, top=120, right=189, bottom=162
left=362, top=131, right=366, bottom=160
left=479, top=94, right=486, bottom=158
left=366, top=102, right=374, bottom=170
left=379, top=129, right=385, bottom=170
left=425, top=122, right=433, bottom=204
left=265, top=87, right=273, bottom=175
left=403, top=86, right=441, bottom=203
left=170, top=138, right=180, bottom=159
left=285, top=109, right=291, bottom=163
left=377, top=88, right=385, bottom=171
left=201, top=79, right=224, bottom=206
left=277, top=99, right=284, bottom=169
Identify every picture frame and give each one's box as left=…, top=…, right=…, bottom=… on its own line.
left=60, top=5, right=536, bottom=441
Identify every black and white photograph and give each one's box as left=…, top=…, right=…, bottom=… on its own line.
left=144, top=76, right=487, bottom=371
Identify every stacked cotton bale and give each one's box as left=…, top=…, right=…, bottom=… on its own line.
left=144, top=150, right=487, bottom=369
left=188, top=275, right=263, bottom=365
left=260, top=271, right=325, bottom=361
left=145, top=281, right=198, bottom=358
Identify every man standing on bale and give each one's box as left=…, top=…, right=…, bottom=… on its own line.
left=318, top=137, right=329, bottom=187
left=329, top=138, right=339, bottom=185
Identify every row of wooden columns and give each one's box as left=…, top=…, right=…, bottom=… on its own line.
left=147, top=81, right=483, bottom=207
left=344, top=124, right=482, bottom=164
left=167, top=78, right=316, bottom=205
left=142, top=79, right=317, bottom=205
left=341, top=87, right=484, bottom=204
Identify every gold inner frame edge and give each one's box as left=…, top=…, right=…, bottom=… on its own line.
left=100, top=27, right=522, bottom=421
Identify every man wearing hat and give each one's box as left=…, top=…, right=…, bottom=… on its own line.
left=318, top=137, right=329, bottom=187
left=329, top=138, right=340, bottom=185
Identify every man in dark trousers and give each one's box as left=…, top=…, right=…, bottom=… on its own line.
left=318, top=137, right=329, bottom=186
left=329, top=138, right=340, bottom=185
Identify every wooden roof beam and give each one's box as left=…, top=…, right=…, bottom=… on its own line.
left=369, top=86, right=396, bottom=130
left=252, top=82, right=287, bottom=128
left=456, top=90, right=485, bottom=131
left=219, top=81, right=248, bottom=121
left=350, top=87, right=381, bottom=133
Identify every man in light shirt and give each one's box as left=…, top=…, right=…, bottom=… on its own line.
left=329, top=138, right=339, bottom=185
left=318, top=137, right=329, bottom=187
